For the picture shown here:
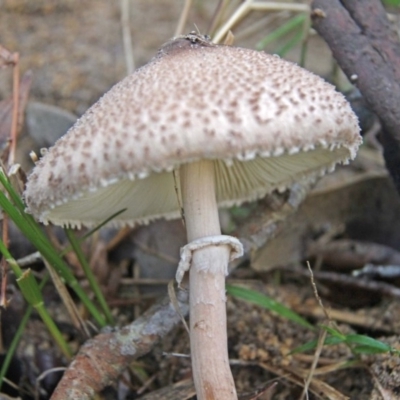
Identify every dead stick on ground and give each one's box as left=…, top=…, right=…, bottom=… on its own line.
left=50, top=289, right=189, bottom=400
left=307, top=239, right=400, bottom=270
left=311, top=0, right=400, bottom=194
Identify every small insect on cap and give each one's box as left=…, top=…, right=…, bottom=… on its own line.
left=24, top=34, right=362, bottom=228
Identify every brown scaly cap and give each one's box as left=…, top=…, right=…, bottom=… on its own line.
left=24, top=34, right=362, bottom=228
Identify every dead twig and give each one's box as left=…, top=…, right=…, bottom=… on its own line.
left=137, top=378, right=195, bottom=400
left=50, top=289, right=189, bottom=400
left=307, top=239, right=400, bottom=271
left=174, top=0, right=193, bottom=37
left=281, top=265, right=399, bottom=333
left=0, top=46, right=32, bottom=309
left=237, top=181, right=312, bottom=254
left=259, top=362, right=349, bottom=400
left=283, top=264, right=400, bottom=300
left=311, top=269, right=400, bottom=299
left=120, top=0, right=135, bottom=75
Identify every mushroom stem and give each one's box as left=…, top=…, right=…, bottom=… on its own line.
left=180, top=160, right=237, bottom=400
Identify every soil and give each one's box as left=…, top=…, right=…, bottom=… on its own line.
left=1, top=1, right=400, bottom=399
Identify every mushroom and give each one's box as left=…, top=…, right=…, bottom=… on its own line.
left=24, top=34, right=362, bottom=399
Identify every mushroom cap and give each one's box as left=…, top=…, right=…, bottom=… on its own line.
left=24, top=35, right=362, bottom=228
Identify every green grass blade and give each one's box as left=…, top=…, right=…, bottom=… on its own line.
left=32, top=239, right=107, bottom=327
left=344, top=334, right=396, bottom=354
left=16, top=269, right=44, bottom=305
left=291, top=333, right=398, bottom=356
left=320, top=325, right=346, bottom=340
left=0, top=172, right=107, bottom=327
left=344, top=334, right=391, bottom=350
left=59, top=208, right=127, bottom=257
left=276, top=32, right=303, bottom=57
left=65, top=228, right=114, bottom=325
left=0, top=271, right=47, bottom=392
left=16, top=269, right=72, bottom=358
left=0, top=168, right=27, bottom=212
left=290, top=335, right=345, bottom=355
left=226, top=285, right=315, bottom=330
left=293, top=328, right=399, bottom=356
left=256, top=14, right=305, bottom=50
left=0, top=303, right=31, bottom=391
left=383, top=0, right=400, bottom=6
left=352, top=345, right=390, bottom=355
left=298, top=11, right=311, bottom=67
left=0, top=238, right=72, bottom=359
left=81, top=209, right=127, bottom=241
left=0, top=240, right=23, bottom=278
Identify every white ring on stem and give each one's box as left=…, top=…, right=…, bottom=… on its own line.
left=176, top=235, right=244, bottom=286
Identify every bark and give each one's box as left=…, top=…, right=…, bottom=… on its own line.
left=50, top=289, right=189, bottom=400
left=311, top=0, right=400, bottom=193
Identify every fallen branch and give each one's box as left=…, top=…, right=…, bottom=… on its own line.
left=282, top=264, right=400, bottom=300
left=50, top=289, right=189, bottom=400
left=307, top=239, right=400, bottom=270
left=311, top=0, right=400, bottom=193
left=237, top=182, right=311, bottom=253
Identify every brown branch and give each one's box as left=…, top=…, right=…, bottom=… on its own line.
left=282, top=264, right=400, bottom=300
left=311, top=0, right=400, bottom=193
left=307, top=239, right=400, bottom=270
left=50, top=289, right=189, bottom=400
left=236, top=182, right=311, bottom=253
